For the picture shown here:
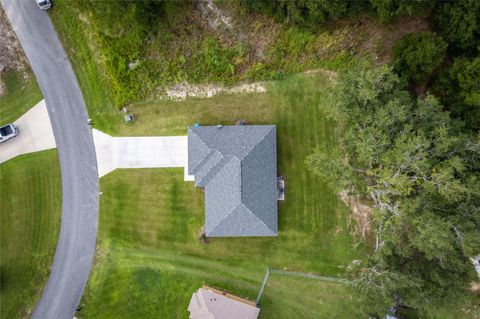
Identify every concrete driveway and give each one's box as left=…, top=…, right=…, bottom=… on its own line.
left=0, top=99, right=56, bottom=163
left=93, top=129, right=193, bottom=180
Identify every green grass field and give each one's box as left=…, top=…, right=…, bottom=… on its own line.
left=77, top=74, right=366, bottom=318
left=0, top=150, right=62, bottom=319
left=0, top=70, right=43, bottom=125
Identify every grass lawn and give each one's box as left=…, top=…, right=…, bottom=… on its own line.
left=0, top=150, right=62, bottom=319
left=77, top=74, right=366, bottom=318
left=0, top=69, right=43, bottom=125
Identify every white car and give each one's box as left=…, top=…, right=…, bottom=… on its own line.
left=35, top=0, right=51, bottom=10
left=0, top=124, right=19, bottom=143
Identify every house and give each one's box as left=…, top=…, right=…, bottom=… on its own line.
left=188, top=286, right=260, bottom=319
left=188, top=125, right=278, bottom=237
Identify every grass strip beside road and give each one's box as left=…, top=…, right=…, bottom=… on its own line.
left=0, top=150, right=61, bottom=319
left=0, top=70, right=42, bottom=125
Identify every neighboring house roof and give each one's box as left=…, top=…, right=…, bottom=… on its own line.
left=188, top=286, right=260, bottom=319
left=188, top=125, right=278, bottom=237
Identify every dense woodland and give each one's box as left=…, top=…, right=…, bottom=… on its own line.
left=248, top=0, right=480, bottom=316
left=292, top=0, right=480, bottom=316
left=58, top=0, right=479, bottom=316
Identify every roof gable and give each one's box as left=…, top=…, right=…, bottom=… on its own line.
left=188, top=132, right=212, bottom=174
left=241, top=128, right=277, bottom=233
left=208, top=203, right=276, bottom=237
left=204, top=157, right=241, bottom=233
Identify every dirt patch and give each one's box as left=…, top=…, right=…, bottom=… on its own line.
left=0, top=7, right=30, bottom=96
left=339, top=191, right=372, bottom=239
left=196, top=0, right=233, bottom=32
left=356, top=15, right=429, bottom=64
left=161, top=67, right=335, bottom=100
left=471, top=283, right=480, bottom=293
left=0, top=8, right=28, bottom=74
left=164, top=81, right=266, bottom=100
left=236, top=12, right=281, bottom=61
left=196, top=1, right=281, bottom=62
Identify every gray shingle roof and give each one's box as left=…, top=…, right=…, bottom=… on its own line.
left=188, top=125, right=277, bottom=237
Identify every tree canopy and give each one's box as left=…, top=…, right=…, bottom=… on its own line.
left=307, top=66, right=480, bottom=315
left=392, top=32, right=447, bottom=84
left=240, top=0, right=365, bottom=25
left=435, top=56, right=480, bottom=130
left=433, top=0, right=480, bottom=54
left=240, top=0, right=436, bottom=25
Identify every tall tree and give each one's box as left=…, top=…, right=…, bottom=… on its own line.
left=307, top=66, right=480, bottom=315
left=433, top=0, right=480, bottom=54
left=392, top=32, right=447, bottom=84
left=435, top=56, right=480, bottom=130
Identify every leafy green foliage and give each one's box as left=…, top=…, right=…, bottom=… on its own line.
left=61, top=0, right=169, bottom=107
left=241, top=0, right=435, bottom=25
left=53, top=0, right=248, bottom=108
left=435, top=57, right=480, bottom=130
left=433, top=0, right=480, bottom=54
left=241, top=0, right=365, bottom=25
left=307, top=66, right=480, bottom=315
left=189, top=37, right=237, bottom=83
left=370, top=0, right=434, bottom=23
left=392, top=32, right=447, bottom=84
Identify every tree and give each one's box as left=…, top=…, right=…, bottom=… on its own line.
left=435, top=56, right=480, bottom=130
left=307, top=66, right=480, bottom=315
left=241, top=0, right=434, bottom=25
left=370, top=0, right=434, bottom=23
left=392, top=32, right=447, bottom=84
left=240, top=0, right=366, bottom=25
left=433, top=0, right=480, bottom=54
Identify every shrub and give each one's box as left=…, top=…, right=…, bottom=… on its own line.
left=370, top=0, right=434, bottom=23
left=392, top=32, right=447, bottom=84
left=433, top=0, right=480, bottom=54
left=240, top=0, right=365, bottom=25
left=434, top=57, right=480, bottom=130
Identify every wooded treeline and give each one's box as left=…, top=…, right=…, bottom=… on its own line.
left=300, top=0, right=479, bottom=316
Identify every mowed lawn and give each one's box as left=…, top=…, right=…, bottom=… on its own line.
left=0, top=150, right=62, bottom=319
left=0, top=70, right=43, bottom=125
left=78, top=74, right=365, bottom=318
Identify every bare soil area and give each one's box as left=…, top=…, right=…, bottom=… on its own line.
left=355, top=15, right=430, bottom=64
left=164, top=81, right=266, bottom=100
left=196, top=0, right=281, bottom=62
left=0, top=7, right=30, bottom=96
left=339, top=191, right=373, bottom=239
left=163, top=67, right=335, bottom=100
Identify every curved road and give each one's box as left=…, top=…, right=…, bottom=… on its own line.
left=1, top=1, right=99, bottom=318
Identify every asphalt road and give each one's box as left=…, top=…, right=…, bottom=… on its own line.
left=1, top=1, right=99, bottom=318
